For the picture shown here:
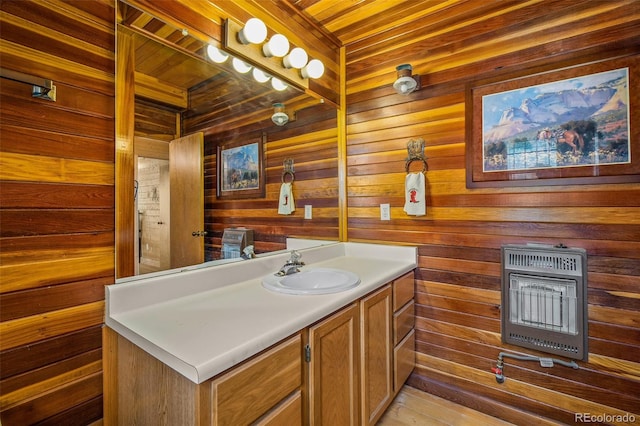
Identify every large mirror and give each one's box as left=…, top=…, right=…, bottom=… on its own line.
left=116, top=1, right=339, bottom=281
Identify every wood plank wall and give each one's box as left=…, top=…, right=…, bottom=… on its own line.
left=196, top=105, right=340, bottom=260
left=0, top=0, right=115, bottom=424
left=2, top=0, right=639, bottom=424
left=344, top=0, right=640, bottom=424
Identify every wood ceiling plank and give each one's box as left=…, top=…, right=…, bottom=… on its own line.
left=134, top=72, right=188, bottom=108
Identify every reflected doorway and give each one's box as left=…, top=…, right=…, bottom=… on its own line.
left=136, top=157, right=170, bottom=274
left=132, top=133, right=204, bottom=276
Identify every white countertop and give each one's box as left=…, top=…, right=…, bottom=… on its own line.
left=106, top=242, right=417, bottom=383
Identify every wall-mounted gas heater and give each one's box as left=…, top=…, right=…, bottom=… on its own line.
left=501, top=244, right=588, bottom=361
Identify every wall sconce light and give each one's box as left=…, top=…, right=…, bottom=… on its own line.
left=263, top=34, right=289, bottom=58
left=393, top=64, right=419, bottom=95
left=238, top=18, right=267, bottom=45
left=272, top=103, right=289, bottom=126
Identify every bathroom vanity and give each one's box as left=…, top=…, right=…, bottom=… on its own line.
left=103, top=242, right=417, bottom=425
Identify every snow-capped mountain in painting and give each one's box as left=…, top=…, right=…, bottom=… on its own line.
left=483, top=71, right=627, bottom=143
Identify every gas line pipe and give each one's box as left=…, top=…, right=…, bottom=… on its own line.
left=491, top=352, right=579, bottom=384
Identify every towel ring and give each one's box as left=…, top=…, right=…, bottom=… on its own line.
left=282, top=170, right=295, bottom=183
left=405, top=158, right=428, bottom=173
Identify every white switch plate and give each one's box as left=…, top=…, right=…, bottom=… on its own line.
left=304, top=205, right=312, bottom=219
left=380, top=203, right=390, bottom=221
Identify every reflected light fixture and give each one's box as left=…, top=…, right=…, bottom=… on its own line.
left=252, top=68, right=271, bottom=83
left=301, top=59, right=325, bottom=79
left=238, top=18, right=267, bottom=44
left=283, top=47, right=308, bottom=69
left=207, top=45, right=228, bottom=63
left=232, top=57, right=252, bottom=73
left=272, top=103, right=289, bottom=126
left=393, top=64, right=419, bottom=95
left=271, top=77, right=288, bottom=91
left=263, top=34, right=290, bottom=58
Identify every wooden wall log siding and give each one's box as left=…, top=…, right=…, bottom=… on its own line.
left=199, top=106, right=339, bottom=260
left=0, top=0, right=114, bottom=424
left=134, top=100, right=179, bottom=141
left=343, top=1, right=640, bottom=424
left=2, top=0, right=639, bottom=424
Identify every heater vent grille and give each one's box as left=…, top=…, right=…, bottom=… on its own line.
left=501, top=244, right=588, bottom=361
left=505, top=250, right=582, bottom=276
left=508, top=333, right=580, bottom=355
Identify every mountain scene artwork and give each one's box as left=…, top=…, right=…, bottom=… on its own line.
left=481, top=67, right=630, bottom=172
left=221, top=142, right=260, bottom=191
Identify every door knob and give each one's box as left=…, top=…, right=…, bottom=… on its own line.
left=192, top=231, right=208, bottom=237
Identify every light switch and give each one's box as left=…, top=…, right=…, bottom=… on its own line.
left=380, top=203, right=390, bottom=220
left=304, top=205, right=312, bottom=219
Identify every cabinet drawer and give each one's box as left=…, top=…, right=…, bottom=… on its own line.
left=393, top=300, right=414, bottom=346
left=392, top=271, right=414, bottom=311
left=256, top=390, right=302, bottom=426
left=394, top=329, right=415, bottom=392
left=211, top=334, right=302, bottom=425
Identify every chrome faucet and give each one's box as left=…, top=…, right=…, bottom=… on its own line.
left=241, top=245, right=255, bottom=260
left=275, top=250, right=305, bottom=276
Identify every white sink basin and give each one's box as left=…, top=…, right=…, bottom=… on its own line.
left=262, top=267, right=361, bottom=295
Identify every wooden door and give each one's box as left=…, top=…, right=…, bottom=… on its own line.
left=360, top=284, right=393, bottom=425
left=169, top=132, right=204, bottom=269
left=308, top=303, right=360, bottom=425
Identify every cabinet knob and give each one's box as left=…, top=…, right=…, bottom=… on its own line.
left=192, top=231, right=208, bottom=237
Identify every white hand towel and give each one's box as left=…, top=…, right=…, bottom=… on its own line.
left=403, top=172, right=426, bottom=216
left=278, top=182, right=295, bottom=215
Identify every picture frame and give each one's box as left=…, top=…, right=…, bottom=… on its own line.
left=216, top=135, right=265, bottom=199
left=466, top=54, right=640, bottom=188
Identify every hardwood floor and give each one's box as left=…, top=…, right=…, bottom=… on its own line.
left=378, top=386, right=515, bottom=426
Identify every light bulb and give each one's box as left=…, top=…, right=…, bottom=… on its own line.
left=262, top=34, right=289, bottom=57
left=271, top=78, right=288, bottom=91
left=283, top=47, right=308, bottom=69
left=232, top=57, right=252, bottom=73
left=301, top=59, right=324, bottom=79
left=238, top=18, right=267, bottom=44
left=206, top=45, right=228, bottom=63
left=252, top=68, right=271, bottom=83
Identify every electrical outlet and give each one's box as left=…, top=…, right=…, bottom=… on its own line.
left=380, top=203, right=391, bottom=221
left=304, top=205, right=312, bottom=219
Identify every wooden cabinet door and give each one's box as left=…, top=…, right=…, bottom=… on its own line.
left=360, top=285, right=393, bottom=425
left=308, top=303, right=360, bottom=426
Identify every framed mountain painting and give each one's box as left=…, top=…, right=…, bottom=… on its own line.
left=466, top=54, right=640, bottom=187
left=216, top=134, right=265, bottom=199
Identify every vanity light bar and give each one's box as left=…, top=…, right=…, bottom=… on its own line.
left=224, top=19, right=310, bottom=90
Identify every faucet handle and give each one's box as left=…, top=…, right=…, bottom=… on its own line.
left=289, top=250, right=302, bottom=264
